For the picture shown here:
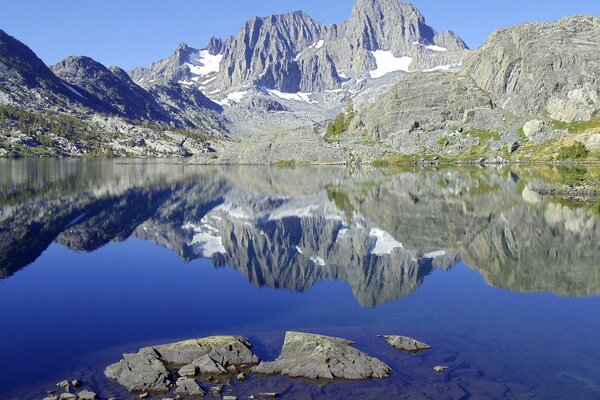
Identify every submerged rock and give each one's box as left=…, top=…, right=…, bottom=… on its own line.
left=76, top=390, right=98, bottom=400
left=379, top=335, right=432, bottom=352
left=104, top=349, right=172, bottom=393
left=252, top=331, right=391, bottom=380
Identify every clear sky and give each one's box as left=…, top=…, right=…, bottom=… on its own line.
left=1, top=0, right=599, bottom=71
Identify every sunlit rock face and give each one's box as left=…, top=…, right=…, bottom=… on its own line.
left=1, top=160, right=599, bottom=301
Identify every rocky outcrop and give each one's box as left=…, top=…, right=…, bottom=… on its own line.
left=462, top=15, right=600, bottom=122
left=105, top=336, right=259, bottom=392
left=252, top=331, right=391, bottom=380
left=351, top=71, right=504, bottom=152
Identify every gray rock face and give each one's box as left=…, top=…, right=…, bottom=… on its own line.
left=351, top=71, right=503, bottom=151
left=104, top=349, right=172, bottom=393
left=462, top=15, right=600, bottom=122
left=331, top=0, right=466, bottom=56
left=380, top=335, right=431, bottom=352
left=217, top=11, right=326, bottom=91
left=129, top=0, right=467, bottom=97
left=252, top=331, right=391, bottom=380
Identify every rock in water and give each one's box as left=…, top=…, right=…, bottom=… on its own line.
left=148, top=335, right=259, bottom=366
left=76, top=390, right=98, bottom=400
left=105, top=336, right=259, bottom=392
left=379, top=335, right=432, bottom=352
left=252, top=331, right=391, bottom=380
left=104, top=349, right=172, bottom=393
left=175, top=377, right=205, bottom=396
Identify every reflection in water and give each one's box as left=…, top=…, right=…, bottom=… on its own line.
left=1, top=159, right=599, bottom=301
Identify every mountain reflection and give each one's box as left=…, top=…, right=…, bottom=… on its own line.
left=1, top=159, right=599, bottom=304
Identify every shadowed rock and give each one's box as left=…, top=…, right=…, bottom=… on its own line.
left=252, top=331, right=391, bottom=380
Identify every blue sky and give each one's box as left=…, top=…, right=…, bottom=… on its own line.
left=1, top=0, right=599, bottom=71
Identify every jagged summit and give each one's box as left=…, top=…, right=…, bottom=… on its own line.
left=128, top=0, right=467, bottom=105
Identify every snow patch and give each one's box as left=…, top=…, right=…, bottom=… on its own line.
left=369, top=228, right=403, bottom=255
left=187, top=50, right=223, bottom=76
left=310, top=256, right=326, bottom=266
left=216, top=90, right=248, bottom=106
left=423, top=64, right=461, bottom=72
left=315, top=40, right=325, bottom=49
left=61, top=82, right=86, bottom=99
left=425, top=45, right=448, bottom=52
left=261, top=87, right=317, bottom=104
left=369, top=50, right=412, bottom=78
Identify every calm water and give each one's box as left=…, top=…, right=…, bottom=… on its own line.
left=0, top=159, right=599, bottom=399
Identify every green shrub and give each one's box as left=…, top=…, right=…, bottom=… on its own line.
left=557, top=141, right=589, bottom=160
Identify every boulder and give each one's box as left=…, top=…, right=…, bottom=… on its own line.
left=147, top=336, right=259, bottom=366
left=175, top=377, right=205, bottom=396
left=77, top=390, right=98, bottom=400
left=379, top=335, right=431, bottom=352
left=104, top=349, right=172, bottom=393
left=523, top=119, right=544, bottom=138
left=252, top=331, right=391, bottom=380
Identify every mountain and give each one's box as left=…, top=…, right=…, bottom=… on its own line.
left=51, top=56, right=171, bottom=122
left=0, top=29, right=227, bottom=157
left=129, top=0, right=468, bottom=108
left=347, top=14, right=600, bottom=162
left=1, top=0, right=599, bottom=162
left=0, top=29, right=107, bottom=111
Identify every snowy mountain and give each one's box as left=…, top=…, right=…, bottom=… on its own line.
left=128, top=0, right=468, bottom=127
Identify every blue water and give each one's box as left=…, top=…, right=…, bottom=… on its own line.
left=0, top=160, right=599, bottom=399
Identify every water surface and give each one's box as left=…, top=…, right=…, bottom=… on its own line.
left=0, top=160, right=599, bottom=399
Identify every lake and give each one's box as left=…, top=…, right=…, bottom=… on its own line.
left=0, top=159, right=599, bottom=399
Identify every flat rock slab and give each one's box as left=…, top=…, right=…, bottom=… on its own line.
left=175, top=377, right=205, bottom=396
left=104, top=349, right=172, bottom=393
left=379, top=335, right=431, bottom=352
left=105, top=336, right=258, bottom=393
left=147, top=335, right=258, bottom=367
left=252, top=331, right=391, bottom=380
